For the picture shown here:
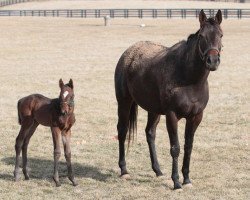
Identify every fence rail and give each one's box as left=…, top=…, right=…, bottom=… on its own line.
left=0, top=9, right=249, bottom=19
left=0, top=0, right=33, bottom=7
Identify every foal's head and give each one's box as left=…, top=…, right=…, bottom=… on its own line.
left=59, top=79, right=74, bottom=115
left=198, top=10, right=223, bottom=71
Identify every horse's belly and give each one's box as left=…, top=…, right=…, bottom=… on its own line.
left=128, top=83, right=164, bottom=114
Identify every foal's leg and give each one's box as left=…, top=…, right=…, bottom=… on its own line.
left=62, top=130, right=77, bottom=186
left=166, top=112, right=181, bottom=190
left=22, top=122, right=39, bottom=180
left=145, top=112, right=162, bottom=176
left=117, top=101, right=133, bottom=177
left=182, top=112, right=203, bottom=186
left=51, top=127, right=61, bottom=187
left=14, top=117, right=33, bottom=181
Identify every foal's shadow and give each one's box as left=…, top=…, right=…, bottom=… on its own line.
left=1, top=157, right=114, bottom=182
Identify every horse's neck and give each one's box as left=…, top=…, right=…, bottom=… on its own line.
left=181, top=39, right=210, bottom=86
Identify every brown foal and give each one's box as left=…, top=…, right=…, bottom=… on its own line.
left=14, top=79, right=77, bottom=187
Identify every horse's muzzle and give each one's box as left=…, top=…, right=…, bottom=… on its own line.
left=206, top=54, right=220, bottom=71
left=61, top=110, right=68, bottom=116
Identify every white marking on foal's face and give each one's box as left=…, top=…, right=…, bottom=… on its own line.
left=63, top=91, right=69, bottom=98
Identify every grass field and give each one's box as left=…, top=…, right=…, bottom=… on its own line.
left=0, top=2, right=249, bottom=200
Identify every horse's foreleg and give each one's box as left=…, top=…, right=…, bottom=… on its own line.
left=62, top=130, right=77, bottom=186
left=22, top=122, right=38, bottom=180
left=182, top=112, right=203, bottom=186
left=145, top=112, right=162, bottom=176
left=166, top=112, right=181, bottom=190
left=117, top=101, right=132, bottom=178
left=51, top=127, right=61, bottom=187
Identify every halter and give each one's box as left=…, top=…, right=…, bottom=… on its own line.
left=60, top=98, right=75, bottom=107
left=198, top=37, right=220, bottom=61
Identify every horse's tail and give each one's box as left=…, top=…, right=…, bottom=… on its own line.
left=17, top=100, right=21, bottom=125
left=127, top=102, right=138, bottom=153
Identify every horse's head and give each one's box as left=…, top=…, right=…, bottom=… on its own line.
left=59, top=79, right=74, bottom=116
left=198, top=10, right=223, bottom=71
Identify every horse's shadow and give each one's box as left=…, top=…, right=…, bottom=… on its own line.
left=0, top=157, right=114, bottom=182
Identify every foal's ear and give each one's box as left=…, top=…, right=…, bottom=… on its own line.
left=215, top=10, right=222, bottom=25
left=68, top=79, right=74, bottom=89
left=199, top=9, right=207, bottom=27
left=59, top=79, right=64, bottom=89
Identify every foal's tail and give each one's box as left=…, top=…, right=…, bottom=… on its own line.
left=127, top=102, right=138, bottom=152
left=17, top=100, right=21, bottom=125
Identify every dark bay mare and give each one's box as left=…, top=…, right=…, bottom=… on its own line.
left=14, top=79, right=77, bottom=187
left=115, top=10, right=223, bottom=189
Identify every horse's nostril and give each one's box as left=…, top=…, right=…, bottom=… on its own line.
left=206, top=56, right=211, bottom=65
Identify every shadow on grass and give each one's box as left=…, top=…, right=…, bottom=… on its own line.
left=1, top=157, right=114, bottom=182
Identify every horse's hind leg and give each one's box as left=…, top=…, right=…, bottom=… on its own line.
left=145, top=112, right=162, bottom=176
left=14, top=117, right=34, bottom=181
left=22, top=121, right=39, bottom=180
left=117, top=100, right=133, bottom=178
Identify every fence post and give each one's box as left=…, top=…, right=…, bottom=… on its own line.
left=138, top=9, right=143, bottom=18
left=224, top=9, right=228, bottom=19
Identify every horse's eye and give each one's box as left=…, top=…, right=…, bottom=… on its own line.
left=220, top=34, right=223, bottom=38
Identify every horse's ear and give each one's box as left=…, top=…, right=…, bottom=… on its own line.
left=68, top=79, right=74, bottom=89
left=199, top=9, right=207, bottom=27
left=215, top=10, right=222, bottom=24
left=59, top=79, right=64, bottom=89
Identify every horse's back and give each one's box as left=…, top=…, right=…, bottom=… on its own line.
left=115, top=41, right=168, bottom=112
left=18, top=94, right=51, bottom=120
left=121, top=41, right=166, bottom=70
left=115, top=41, right=167, bottom=101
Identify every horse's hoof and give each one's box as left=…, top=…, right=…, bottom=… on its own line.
left=72, top=182, right=78, bottom=187
left=183, top=183, right=193, bottom=188
left=120, top=174, right=131, bottom=180
left=24, top=174, right=30, bottom=180
left=173, top=182, right=182, bottom=190
left=156, top=172, right=163, bottom=177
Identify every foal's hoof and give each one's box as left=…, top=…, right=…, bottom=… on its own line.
left=55, top=182, right=61, bottom=187
left=53, top=177, right=61, bottom=187
left=120, top=174, right=131, bottom=180
left=14, top=175, right=19, bottom=182
left=69, top=177, right=78, bottom=186
left=14, top=172, right=20, bottom=182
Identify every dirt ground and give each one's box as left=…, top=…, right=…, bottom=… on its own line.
left=0, top=1, right=249, bottom=200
